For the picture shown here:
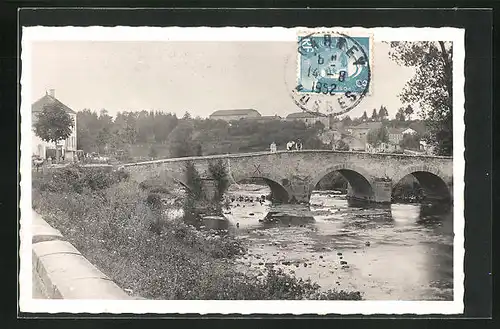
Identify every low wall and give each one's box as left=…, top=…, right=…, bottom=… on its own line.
left=31, top=211, right=134, bottom=299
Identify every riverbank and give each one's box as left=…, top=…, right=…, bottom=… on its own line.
left=31, top=165, right=362, bottom=300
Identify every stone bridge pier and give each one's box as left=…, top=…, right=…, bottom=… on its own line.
left=124, top=150, right=454, bottom=205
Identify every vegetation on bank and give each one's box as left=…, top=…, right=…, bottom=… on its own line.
left=32, top=165, right=362, bottom=300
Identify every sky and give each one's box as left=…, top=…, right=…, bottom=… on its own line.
left=31, top=41, right=415, bottom=119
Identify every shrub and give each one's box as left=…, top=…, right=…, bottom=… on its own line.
left=208, top=159, right=229, bottom=202
left=32, top=164, right=128, bottom=194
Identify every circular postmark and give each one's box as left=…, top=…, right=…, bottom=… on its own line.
left=284, top=30, right=372, bottom=117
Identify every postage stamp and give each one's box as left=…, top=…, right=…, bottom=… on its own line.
left=297, top=32, right=371, bottom=94
left=288, top=30, right=373, bottom=117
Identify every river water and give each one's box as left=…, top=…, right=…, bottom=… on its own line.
left=195, top=184, right=454, bottom=301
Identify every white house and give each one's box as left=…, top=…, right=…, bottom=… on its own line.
left=402, top=127, right=418, bottom=135
left=32, top=89, right=77, bottom=161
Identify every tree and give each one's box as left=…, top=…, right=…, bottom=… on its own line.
left=167, top=121, right=197, bottom=157
left=182, top=111, right=192, bottom=120
left=404, top=105, right=414, bottom=121
left=341, top=115, right=352, bottom=126
left=395, top=108, right=406, bottom=122
left=148, top=145, right=158, bottom=159
left=399, top=133, right=421, bottom=150
left=378, top=105, right=389, bottom=121
left=389, top=41, right=453, bottom=155
left=314, top=120, right=325, bottom=131
left=33, top=103, right=74, bottom=161
left=371, top=109, right=379, bottom=121
left=367, top=127, right=389, bottom=147
left=360, top=111, right=368, bottom=121
left=336, top=139, right=350, bottom=151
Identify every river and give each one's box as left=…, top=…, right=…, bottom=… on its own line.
left=193, top=183, right=454, bottom=301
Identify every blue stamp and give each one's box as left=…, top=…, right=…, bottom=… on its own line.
left=297, top=33, right=371, bottom=95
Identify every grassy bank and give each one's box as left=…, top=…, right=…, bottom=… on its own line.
left=32, top=165, right=362, bottom=300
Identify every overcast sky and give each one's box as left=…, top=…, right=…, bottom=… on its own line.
left=31, top=41, right=415, bottom=119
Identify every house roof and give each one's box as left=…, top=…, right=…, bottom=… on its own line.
left=32, top=94, right=76, bottom=114
left=388, top=127, right=405, bottom=134
left=286, top=112, right=322, bottom=119
left=210, top=109, right=261, bottom=117
left=402, top=127, right=417, bottom=134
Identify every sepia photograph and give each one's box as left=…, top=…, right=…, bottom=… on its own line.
left=19, top=25, right=465, bottom=315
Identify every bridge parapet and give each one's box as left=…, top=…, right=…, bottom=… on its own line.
left=123, top=150, right=453, bottom=204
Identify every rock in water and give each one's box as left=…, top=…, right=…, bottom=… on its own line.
left=365, top=241, right=371, bottom=246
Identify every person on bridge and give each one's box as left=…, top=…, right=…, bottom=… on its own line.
left=296, top=139, right=303, bottom=151
left=286, top=141, right=295, bottom=151
left=270, top=142, right=277, bottom=153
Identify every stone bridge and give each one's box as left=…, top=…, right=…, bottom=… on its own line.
left=124, top=150, right=453, bottom=204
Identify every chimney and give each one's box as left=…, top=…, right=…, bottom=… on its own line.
left=48, top=89, right=55, bottom=97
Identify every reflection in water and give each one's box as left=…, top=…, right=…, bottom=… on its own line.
left=187, top=184, right=454, bottom=301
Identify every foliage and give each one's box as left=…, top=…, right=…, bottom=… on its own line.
left=395, top=108, right=406, bottom=122
left=148, top=145, right=158, bottom=159
left=76, top=109, right=328, bottom=160
left=389, top=41, right=453, bottom=155
left=167, top=121, right=203, bottom=158
left=77, top=109, right=179, bottom=154
left=341, top=115, right=352, bottom=126
left=366, top=127, right=389, bottom=147
left=404, top=105, right=414, bottom=120
left=33, top=104, right=74, bottom=158
left=399, top=133, right=421, bottom=150
left=335, top=139, right=350, bottom=151
left=378, top=106, right=389, bottom=120
left=32, top=164, right=129, bottom=194
left=208, top=159, right=230, bottom=203
left=314, top=120, right=325, bottom=131
left=185, top=161, right=203, bottom=200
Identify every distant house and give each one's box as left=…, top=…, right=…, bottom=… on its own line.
left=388, top=128, right=405, bottom=145
left=402, top=127, right=418, bottom=135
left=286, top=112, right=330, bottom=129
left=346, top=121, right=382, bottom=143
left=366, top=142, right=401, bottom=153
left=209, top=109, right=261, bottom=121
left=32, top=89, right=77, bottom=161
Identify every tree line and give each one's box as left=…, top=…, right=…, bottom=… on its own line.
left=73, top=109, right=329, bottom=160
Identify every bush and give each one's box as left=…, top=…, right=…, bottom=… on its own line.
left=32, top=164, right=128, bottom=194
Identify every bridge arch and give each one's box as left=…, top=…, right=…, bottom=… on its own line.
left=229, top=173, right=291, bottom=203
left=310, top=163, right=375, bottom=201
left=392, top=165, right=452, bottom=202
left=135, top=169, right=194, bottom=195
